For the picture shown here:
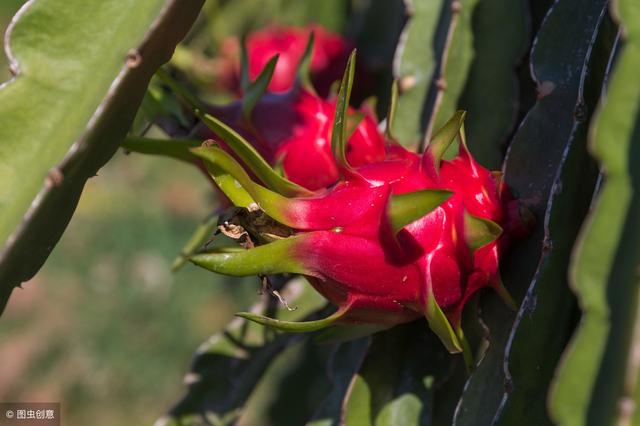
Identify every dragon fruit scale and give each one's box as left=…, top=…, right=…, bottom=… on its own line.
left=187, top=52, right=531, bottom=354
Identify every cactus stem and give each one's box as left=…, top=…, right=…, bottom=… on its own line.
left=420, top=2, right=463, bottom=151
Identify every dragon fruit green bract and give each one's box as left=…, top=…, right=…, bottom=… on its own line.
left=187, top=53, right=531, bottom=353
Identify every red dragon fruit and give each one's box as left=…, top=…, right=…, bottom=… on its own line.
left=144, top=31, right=383, bottom=192
left=195, top=87, right=386, bottom=191
left=185, top=53, right=531, bottom=354
left=218, top=24, right=354, bottom=97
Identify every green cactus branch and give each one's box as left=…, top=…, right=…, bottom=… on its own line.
left=391, top=0, right=479, bottom=155
left=454, top=0, right=610, bottom=423
left=498, top=7, right=618, bottom=425
left=425, top=0, right=479, bottom=154
left=549, top=0, right=640, bottom=423
left=391, top=0, right=445, bottom=148
left=457, top=0, right=529, bottom=169
left=0, top=0, right=204, bottom=315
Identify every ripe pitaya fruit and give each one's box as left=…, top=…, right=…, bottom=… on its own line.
left=138, top=32, right=382, bottom=192
left=218, top=24, right=355, bottom=97
left=195, top=88, right=385, bottom=191
left=185, top=53, right=532, bottom=354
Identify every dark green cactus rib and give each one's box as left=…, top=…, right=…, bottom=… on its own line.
left=453, top=0, right=609, bottom=424
left=549, top=1, right=640, bottom=424
left=456, top=0, right=529, bottom=169
left=391, top=0, right=445, bottom=147
left=499, top=12, right=617, bottom=425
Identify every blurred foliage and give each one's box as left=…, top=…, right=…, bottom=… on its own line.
left=0, top=150, right=259, bottom=425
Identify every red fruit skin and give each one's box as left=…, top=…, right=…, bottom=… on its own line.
left=219, top=25, right=354, bottom=97
left=196, top=89, right=386, bottom=191
left=279, top=144, right=529, bottom=325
